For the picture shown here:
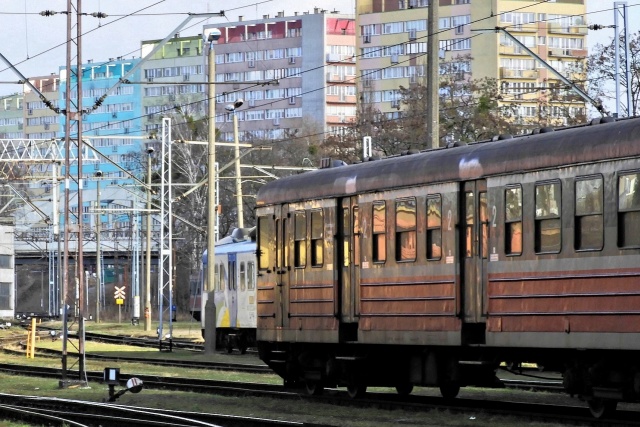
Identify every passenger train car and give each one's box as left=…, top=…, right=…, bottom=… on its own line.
left=192, top=228, right=257, bottom=353
left=254, top=117, right=640, bottom=417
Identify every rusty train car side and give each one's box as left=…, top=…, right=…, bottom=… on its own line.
left=255, top=117, right=640, bottom=416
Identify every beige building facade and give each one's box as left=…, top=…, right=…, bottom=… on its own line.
left=357, top=0, right=587, bottom=126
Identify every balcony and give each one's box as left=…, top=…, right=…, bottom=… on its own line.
left=548, top=22, right=587, bottom=35
left=500, top=68, right=515, bottom=78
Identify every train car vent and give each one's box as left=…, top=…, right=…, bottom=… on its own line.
left=320, top=158, right=347, bottom=168
left=539, top=127, right=555, bottom=133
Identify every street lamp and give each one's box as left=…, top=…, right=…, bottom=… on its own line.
left=205, top=28, right=220, bottom=355
left=225, top=99, right=245, bottom=228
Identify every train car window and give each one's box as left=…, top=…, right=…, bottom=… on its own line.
left=535, top=181, right=561, bottom=253
left=426, top=195, right=442, bottom=260
left=480, top=192, right=488, bottom=259
left=575, top=176, right=603, bottom=251
left=311, top=210, right=324, bottom=267
left=373, top=201, right=387, bottom=262
left=294, top=211, right=307, bottom=267
left=229, top=262, right=236, bottom=290
left=343, top=207, right=350, bottom=267
left=505, top=186, right=522, bottom=255
left=276, top=219, right=281, bottom=269
left=353, top=207, right=361, bottom=266
left=257, top=216, right=273, bottom=271
left=618, top=173, right=640, bottom=247
left=465, top=192, right=474, bottom=257
left=247, top=262, right=256, bottom=290
left=240, top=261, right=246, bottom=291
left=220, top=264, right=227, bottom=291
left=396, top=198, right=417, bottom=261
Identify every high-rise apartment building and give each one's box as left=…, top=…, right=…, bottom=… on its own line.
left=357, top=0, right=587, bottom=127
left=203, top=10, right=356, bottom=142
left=140, top=35, right=207, bottom=137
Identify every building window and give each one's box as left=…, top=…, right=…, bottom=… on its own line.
left=426, top=195, right=442, bottom=260
left=0, top=255, right=11, bottom=269
left=535, top=181, right=561, bottom=253
left=396, top=198, right=417, bottom=261
left=505, top=186, right=523, bottom=255
left=294, top=211, right=306, bottom=267
left=373, top=201, right=386, bottom=262
left=575, top=176, right=603, bottom=251
left=618, top=173, right=640, bottom=247
left=0, top=283, right=10, bottom=309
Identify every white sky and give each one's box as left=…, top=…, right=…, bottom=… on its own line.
left=0, top=0, right=637, bottom=98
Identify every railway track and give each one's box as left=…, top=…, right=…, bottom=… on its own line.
left=0, top=362, right=637, bottom=425
left=0, top=393, right=333, bottom=427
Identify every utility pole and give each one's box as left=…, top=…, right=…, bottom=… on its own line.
left=145, top=146, right=153, bottom=331
left=95, top=172, right=102, bottom=323
left=61, top=0, right=87, bottom=387
left=426, top=0, right=439, bottom=149
left=204, top=28, right=221, bottom=355
left=614, top=2, right=633, bottom=117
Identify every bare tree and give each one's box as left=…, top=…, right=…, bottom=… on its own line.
left=587, top=30, right=640, bottom=117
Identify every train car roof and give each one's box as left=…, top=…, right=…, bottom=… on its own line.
left=257, top=117, right=640, bottom=206
left=203, top=239, right=256, bottom=264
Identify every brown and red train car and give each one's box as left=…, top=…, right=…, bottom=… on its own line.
left=255, top=116, right=640, bottom=417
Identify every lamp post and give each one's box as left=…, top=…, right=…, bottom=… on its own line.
left=94, top=171, right=102, bottom=323
left=204, top=28, right=220, bottom=354
left=225, top=99, right=245, bottom=228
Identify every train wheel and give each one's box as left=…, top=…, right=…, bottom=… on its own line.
left=305, top=381, right=324, bottom=396
left=439, top=382, right=460, bottom=399
left=395, top=383, right=413, bottom=396
left=587, top=399, right=617, bottom=419
left=346, top=383, right=367, bottom=399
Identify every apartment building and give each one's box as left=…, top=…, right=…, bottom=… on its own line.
left=203, top=9, right=356, bottom=142
left=58, top=57, right=144, bottom=241
left=0, top=93, right=24, bottom=140
left=357, top=0, right=587, bottom=127
left=140, top=34, right=208, bottom=137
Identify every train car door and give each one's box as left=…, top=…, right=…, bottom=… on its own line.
left=338, top=198, right=359, bottom=341
left=228, top=253, right=238, bottom=327
left=275, top=204, right=291, bottom=329
left=461, top=180, right=488, bottom=333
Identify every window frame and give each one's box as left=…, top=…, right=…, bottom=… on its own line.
left=534, top=180, right=562, bottom=254
left=617, top=171, right=640, bottom=248
left=257, top=216, right=273, bottom=271
left=310, top=209, right=324, bottom=267
left=575, top=175, right=604, bottom=252
left=395, top=197, right=417, bottom=262
left=372, top=201, right=387, bottom=263
left=294, top=211, right=307, bottom=268
left=426, top=194, right=442, bottom=261
left=505, top=185, right=523, bottom=256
